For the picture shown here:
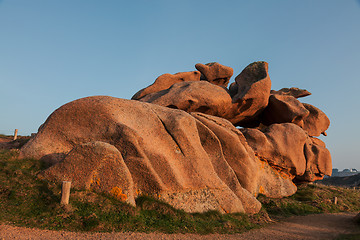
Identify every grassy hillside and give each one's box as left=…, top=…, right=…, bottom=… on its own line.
left=1, top=146, right=360, bottom=234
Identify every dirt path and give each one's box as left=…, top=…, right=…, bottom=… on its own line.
left=1, top=212, right=359, bottom=240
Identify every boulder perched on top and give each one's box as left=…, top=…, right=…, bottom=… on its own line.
left=195, top=62, right=233, bottom=88
left=261, top=94, right=309, bottom=127
left=302, top=103, right=330, bottom=136
left=138, top=81, right=233, bottom=118
left=271, top=87, right=311, bottom=98
left=138, top=81, right=260, bottom=127
left=229, top=61, right=272, bottom=126
left=132, top=71, right=201, bottom=100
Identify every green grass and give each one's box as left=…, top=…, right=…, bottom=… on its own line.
left=0, top=149, right=269, bottom=233
left=1, top=148, right=360, bottom=234
left=258, top=183, right=360, bottom=217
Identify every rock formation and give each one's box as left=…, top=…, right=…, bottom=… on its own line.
left=195, top=62, right=233, bottom=87
left=20, top=61, right=332, bottom=214
left=230, top=61, right=271, bottom=126
left=260, top=94, right=309, bottom=127
left=132, top=71, right=201, bottom=100
left=302, top=103, right=330, bottom=137
left=270, top=87, right=311, bottom=98
left=138, top=81, right=233, bottom=119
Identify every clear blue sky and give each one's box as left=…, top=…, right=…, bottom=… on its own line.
left=1, top=0, right=359, bottom=170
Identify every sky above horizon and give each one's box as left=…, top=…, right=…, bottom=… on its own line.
left=1, top=0, right=359, bottom=171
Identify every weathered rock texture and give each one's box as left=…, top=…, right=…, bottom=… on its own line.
left=138, top=62, right=273, bottom=128
left=261, top=94, right=309, bottom=127
left=21, top=96, right=264, bottom=213
left=195, top=62, right=233, bottom=87
left=294, top=137, right=332, bottom=182
left=270, top=87, right=311, bottom=98
left=240, top=123, right=308, bottom=177
left=20, top=60, right=331, bottom=214
left=39, top=141, right=136, bottom=206
left=139, top=81, right=233, bottom=117
left=132, top=71, right=201, bottom=100
left=302, top=103, right=330, bottom=136
left=230, top=61, right=271, bottom=125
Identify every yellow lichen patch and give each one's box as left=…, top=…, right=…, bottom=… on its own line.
left=90, top=172, right=101, bottom=186
left=258, top=185, right=265, bottom=194
left=90, top=177, right=101, bottom=186
left=255, top=152, right=293, bottom=179
left=135, top=189, right=142, bottom=196
left=110, top=187, right=128, bottom=201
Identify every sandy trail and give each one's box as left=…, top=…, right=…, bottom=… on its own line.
left=1, top=212, right=359, bottom=240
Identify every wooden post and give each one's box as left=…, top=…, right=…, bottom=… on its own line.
left=13, top=129, right=18, bottom=140
left=60, top=181, right=71, bottom=205
left=333, top=196, right=338, bottom=205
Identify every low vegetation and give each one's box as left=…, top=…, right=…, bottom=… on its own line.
left=0, top=148, right=269, bottom=233
left=318, top=173, right=360, bottom=188
left=1, top=146, right=360, bottom=234
left=258, top=183, right=360, bottom=217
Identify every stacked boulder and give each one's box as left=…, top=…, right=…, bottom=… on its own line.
left=20, top=61, right=331, bottom=214
left=133, top=61, right=331, bottom=183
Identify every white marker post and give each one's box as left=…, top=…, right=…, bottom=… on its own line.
left=13, top=129, right=18, bottom=140
left=60, top=181, right=71, bottom=205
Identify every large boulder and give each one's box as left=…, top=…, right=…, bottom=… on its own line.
left=20, top=96, right=310, bottom=213
left=261, top=94, right=310, bottom=127
left=240, top=123, right=308, bottom=176
left=138, top=81, right=233, bottom=118
left=191, top=113, right=297, bottom=199
left=241, top=123, right=332, bottom=184
left=21, top=96, right=266, bottom=213
left=230, top=61, right=272, bottom=126
left=138, top=80, right=273, bottom=129
left=131, top=71, right=201, bottom=100
left=195, top=62, right=233, bottom=88
left=295, top=137, right=332, bottom=182
left=39, top=141, right=136, bottom=206
left=138, top=81, right=252, bottom=126
left=191, top=112, right=260, bottom=195
left=302, top=103, right=330, bottom=136
left=256, top=161, right=297, bottom=198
